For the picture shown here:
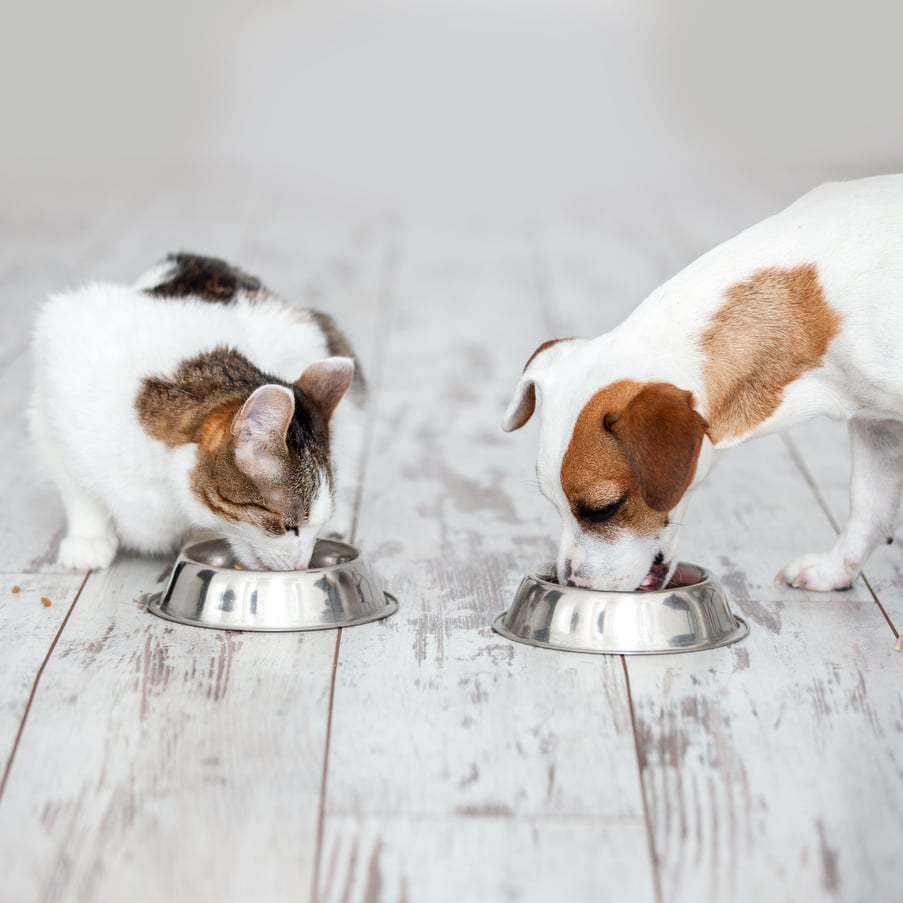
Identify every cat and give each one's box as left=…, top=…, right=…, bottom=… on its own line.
left=30, top=252, right=366, bottom=571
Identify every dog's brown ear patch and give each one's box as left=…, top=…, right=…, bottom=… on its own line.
left=605, top=383, right=708, bottom=511
left=701, top=263, right=842, bottom=442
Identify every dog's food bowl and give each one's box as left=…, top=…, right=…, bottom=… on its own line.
left=148, top=537, right=397, bottom=631
left=493, top=562, right=748, bottom=655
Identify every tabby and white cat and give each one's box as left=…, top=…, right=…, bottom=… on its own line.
left=30, top=253, right=365, bottom=571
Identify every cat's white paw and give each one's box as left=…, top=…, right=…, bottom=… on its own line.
left=58, top=535, right=118, bottom=571
left=775, top=552, right=857, bottom=591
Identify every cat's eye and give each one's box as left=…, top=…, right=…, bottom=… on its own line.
left=575, top=496, right=626, bottom=525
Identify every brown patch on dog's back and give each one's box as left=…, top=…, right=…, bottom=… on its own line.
left=701, top=264, right=842, bottom=443
left=146, top=253, right=262, bottom=303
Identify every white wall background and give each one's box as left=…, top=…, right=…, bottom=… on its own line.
left=3, top=0, right=902, bottom=211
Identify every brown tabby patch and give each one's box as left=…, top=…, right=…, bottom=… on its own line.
left=136, top=348, right=331, bottom=530
left=146, top=253, right=263, bottom=303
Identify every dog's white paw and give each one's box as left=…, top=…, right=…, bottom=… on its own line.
left=775, top=552, right=858, bottom=591
left=58, top=535, right=118, bottom=571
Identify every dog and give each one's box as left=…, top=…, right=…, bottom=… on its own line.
left=502, top=174, right=903, bottom=651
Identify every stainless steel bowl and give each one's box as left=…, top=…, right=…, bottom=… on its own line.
left=148, top=537, right=397, bottom=631
left=494, top=562, right=748, bottom=655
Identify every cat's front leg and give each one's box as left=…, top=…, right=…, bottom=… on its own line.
left=59, top=533, right=118, bottom=571
left=55, top=478, right=119, bottom=570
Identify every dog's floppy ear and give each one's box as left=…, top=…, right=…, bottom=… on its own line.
left=605, top=383, right=708, bottom=511
left=502, top=338, right=581, bottom=432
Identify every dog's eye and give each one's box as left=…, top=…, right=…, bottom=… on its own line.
left=576, top=496, right=626, bottom=524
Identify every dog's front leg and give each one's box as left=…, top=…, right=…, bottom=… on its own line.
left=778, top=418, right=903, bottom=603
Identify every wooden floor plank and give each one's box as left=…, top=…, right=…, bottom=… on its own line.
left=0, top=352, right=71, bottom=574
left=0, top=555, right=338, bottom=903
left=627, top=598, right=903, bottom=903
left=0, top=573, right=85, bottom=780
left=318, top=814, right=656, bottom=903
left=0, top=179, right=150, bottom=370
left=244, top=209, right=392, bottom=376
left=678, top=434, right=873, bottom=604
left=320, top=225, right=651, bottom=893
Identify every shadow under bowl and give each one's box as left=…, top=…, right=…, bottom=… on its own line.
left=493, top=562, right=748, bottom=655
left=148, top=537, right=397, bottom=632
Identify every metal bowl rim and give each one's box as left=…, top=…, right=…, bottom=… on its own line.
left=524, top=561, right=713, bottom=596
left=147, top=591, right=398, bottom=632
left=177, top=537, right=361, bottom=577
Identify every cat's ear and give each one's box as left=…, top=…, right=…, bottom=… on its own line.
left=295, top=357, right=355, bottom=422
left=230, top=385, right=295, bottom=481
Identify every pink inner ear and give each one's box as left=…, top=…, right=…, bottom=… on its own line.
left=232, top=385, right=295, bottom=439
left=231, top=385, right=295, bottom=482
left=295, top=357, right=354, bottom=422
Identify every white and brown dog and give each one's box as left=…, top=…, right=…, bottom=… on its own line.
left=503, top=174, right=903, bottom=649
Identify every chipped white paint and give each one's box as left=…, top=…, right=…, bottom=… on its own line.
left=626, top=600, right=903, bottom=903
left=318, top=814, right=656, bottom=903
left=0, top=556, right=338, bottom=902
left=0, top=574, right=85, bottom=771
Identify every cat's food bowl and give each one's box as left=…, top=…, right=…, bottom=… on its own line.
left=148, top=537, right=397, bottom=631
left=493, top=562, right=747, bottom=655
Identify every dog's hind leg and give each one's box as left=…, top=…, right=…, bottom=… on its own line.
left=778, top=416, right=903, bottom=592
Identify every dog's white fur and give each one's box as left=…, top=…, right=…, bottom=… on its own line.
left=503, top=174, right=903, bottom=649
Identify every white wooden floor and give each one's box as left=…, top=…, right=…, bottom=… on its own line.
left=1, top=169, right=901, bottom=903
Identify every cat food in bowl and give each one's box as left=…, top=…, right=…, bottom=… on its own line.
left=148, top=537, right=397, bottom=631
left=493, top=562, right=747, bottom=655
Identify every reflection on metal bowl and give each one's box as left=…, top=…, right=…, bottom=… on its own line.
left=493, top=562, right=747, bottom=655
left=148, top=537, right=397, bottom=632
